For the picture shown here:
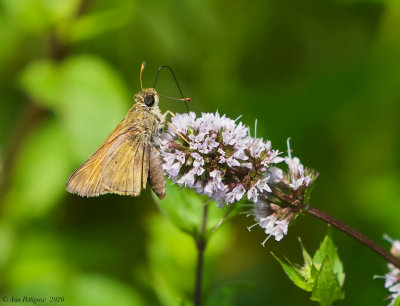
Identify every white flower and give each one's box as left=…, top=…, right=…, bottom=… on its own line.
left=247, top=186, right=258, bottom=202
left=163, top=162, right=181, bottom=177
left=376, top=239, right=400, bottom=306
left=177, top=171, right=195, bottom=187
left=388, top=283, right=400, bottom=306
left=248, top=200, right=291, bottom=243
left=392, top=240, right=400, bottom=257
left=270, top=219, right=289, bottom=241
left=269, top=167, right=284, bottom=183
left=175, top=150, right=186, bottom=164
left=260, top=215, right=276, bottom=232
left=255, top=177, right=271, bottom=193
left=248, top=138, right=265, bottom=159
left=385, top=264, right=400, bottom=288
left=226, top=156, right=240, bottom=167
left=267, top=139, right=317, bottom=194
left=225, top=185, right=246, bottom=203
left=251, top=200, right=270, bottom=221
left=289, top=176, right=305, bottom=190
left=286, top=157, right=312, bottom=191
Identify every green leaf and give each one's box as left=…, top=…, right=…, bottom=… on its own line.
left=145, top=213, right=233, bottom=306
left=273, top=229, right=344, bottom=305
left=311, top=256, right=344, bottom=306
left=64, top=8, right=133, bottom=43
left=3, top=119, right=74, bottom=220
left=298, top=238, right=318, bottom=281
left=313, top=227, right=345, bottom=286
left=1, top=0, right=80, bottom=35
left=394, top=295, right=400, bottom=306
left=271, top=253, right=313, bottom=291
left=299, top=237, right=313, bottom=266
left=57, top=55, right=131, bottom=160
left=205, top=282, right=252, bottom=306
left=153, top=181, right=241, bottom=239
left=153, top=182, right=206, bottom=237
left=69, top=274, right=146, bottom=306
left=19, top=59, right=59, bottom=108
left=19, top=55, right=131, bottom=162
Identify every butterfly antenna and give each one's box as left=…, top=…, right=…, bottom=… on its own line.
left=154, top=65, right=190, bottom=112
left=140, top=61, right=146, bottom=89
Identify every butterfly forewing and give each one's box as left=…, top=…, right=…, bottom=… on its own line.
left=65, top=131, right=119, bottom=197
left=100, top=130, right=147, bottom=196
left=67, top=113, right=155, bottom=197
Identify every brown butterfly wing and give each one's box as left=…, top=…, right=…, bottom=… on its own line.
left=100, top=129, right=151, bottom=196
left=67, top=105, right=165, bottom=198
left=100, top=130, right=165, bottom=199
left=66, top=120, right=129, bottom=197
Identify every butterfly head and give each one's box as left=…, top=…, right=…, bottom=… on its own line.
left=135, top=88, right=159, bottom=108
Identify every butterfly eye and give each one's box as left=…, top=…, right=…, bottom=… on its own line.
left=144, top=95, right=155, bottom=107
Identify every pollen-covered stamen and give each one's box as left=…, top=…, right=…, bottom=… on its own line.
left=247, top=222, right=261, bottom=232
left=261, top=235, right=272, bottom=247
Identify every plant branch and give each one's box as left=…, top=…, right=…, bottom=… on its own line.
left=194, top=204, right=208, bottom=306
left=307, top=206, right=400, bottom=269
left=0, top=0, right=96, bottom=208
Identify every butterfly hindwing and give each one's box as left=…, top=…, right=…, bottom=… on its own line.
left=149, top=145, right=166, bottom=199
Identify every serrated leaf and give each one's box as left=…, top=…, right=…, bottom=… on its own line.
left=298, top=238, right=316, bottom=281
left=313, top=228, right=345, bottom=286
left=205, top=282, right=252, bottom=306
left=299, top=237, right=313, bottom=266
left=272, top=253, right=313, bottom=291
left=311, top=256, right=344, bottom=306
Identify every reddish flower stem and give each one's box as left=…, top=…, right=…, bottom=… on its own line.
left=307, top=206, right=400, bottom=269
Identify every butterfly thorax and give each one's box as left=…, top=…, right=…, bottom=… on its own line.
left=127, top=104, right=164, bottom=131
left=125, top=89, right=165, bottom=148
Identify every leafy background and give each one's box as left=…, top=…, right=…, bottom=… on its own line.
left=1, top=0, right=400, bottom=305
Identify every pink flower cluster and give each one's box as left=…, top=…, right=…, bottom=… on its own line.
left=161, top=112, right=283, bottom=207
left=161, top=112, right=317, bottom=242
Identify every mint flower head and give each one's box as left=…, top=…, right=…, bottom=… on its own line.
left=248, top=140, right=319, bottom=243
left=161, top=113, right=319, bottom=244
left=383, top=264, right=400, bottom=306
left=161, top=112, right=283, bottom=207
left=377, top=236, right=400, bottom=305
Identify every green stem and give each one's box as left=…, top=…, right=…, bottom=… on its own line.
left=307, top=206, right=400, bottom=269
left=194, top=204, right=208, bottom=306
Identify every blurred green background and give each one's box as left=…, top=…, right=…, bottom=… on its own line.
left=1, top=0, right=400, bottom=305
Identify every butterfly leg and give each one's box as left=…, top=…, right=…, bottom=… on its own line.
left=166, top=122, right=190, bottom=144
left=162, top=110, right=189, bottom=144
left=163, top=110, right=175, bottom=119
